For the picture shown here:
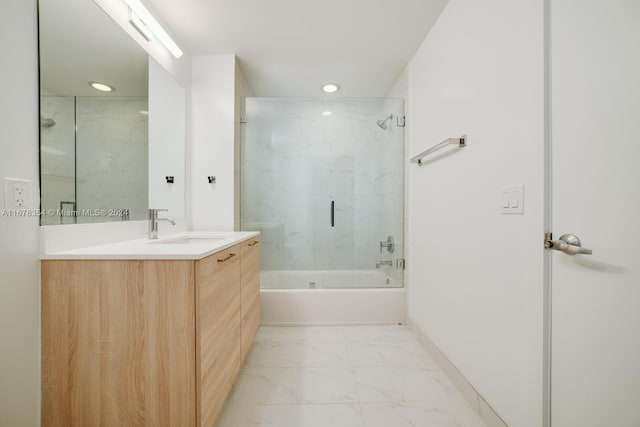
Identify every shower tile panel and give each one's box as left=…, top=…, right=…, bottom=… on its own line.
left=76, top=97, right=148, bottom=223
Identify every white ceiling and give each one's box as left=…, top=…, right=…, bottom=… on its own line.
left=146, top=0, right=449, bottom=97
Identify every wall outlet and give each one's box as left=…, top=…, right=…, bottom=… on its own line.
left=5, top=178, right=32, bottom=209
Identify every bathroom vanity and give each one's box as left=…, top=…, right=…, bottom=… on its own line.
left=40, top=232, right=260, bottom=426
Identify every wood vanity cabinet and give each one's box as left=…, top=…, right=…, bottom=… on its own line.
left=196, top=236, right=260, bottom=425
left=41, top=237, right=261, bottom=427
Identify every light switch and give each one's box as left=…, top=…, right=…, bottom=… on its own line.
left=510, top=191, right=520, bottom=208
left=501, top=192, right=510, bottom=208
left=500, top=185, right=524, bottom=214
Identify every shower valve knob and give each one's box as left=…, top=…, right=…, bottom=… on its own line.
left=380, top=236, right=395, bottom=254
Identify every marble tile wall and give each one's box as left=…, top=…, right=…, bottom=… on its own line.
left=241, top=98, right=404, bottom=279
left=40, top=96, right=148, bottom=225
left=76, top=97, right=148, bottom=223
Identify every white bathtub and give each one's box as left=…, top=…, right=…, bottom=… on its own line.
left=260, top=270, right=406, bottom=325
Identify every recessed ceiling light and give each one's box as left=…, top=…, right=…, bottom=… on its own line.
left=321, top=83, right=340, bottom=93
left=89, top=82, right=115, bottom=92
left=321, top=111, right=332, bottom=117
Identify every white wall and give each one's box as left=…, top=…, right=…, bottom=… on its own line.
left=0, top=1, right=41, bottom=425
left=191, top=55, right=237, bottom=230
left=149, top=57, right=187, bottom=218
left=406, top=0, right=544, bottom=426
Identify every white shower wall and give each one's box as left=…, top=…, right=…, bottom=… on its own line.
left=241, top=98, right=404, bottom=282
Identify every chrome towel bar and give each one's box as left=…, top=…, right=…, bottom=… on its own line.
left=410, top=135, right=466, bottom=165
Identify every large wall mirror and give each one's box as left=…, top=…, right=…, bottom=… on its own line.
left=38, top=0, right=186, bottom=225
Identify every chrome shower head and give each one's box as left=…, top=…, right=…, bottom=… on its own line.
left=376, top=114, right=393, bottom=130
left=40, top=116, right=56, bottom=128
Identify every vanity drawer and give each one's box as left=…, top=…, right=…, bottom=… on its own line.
left=195, top=244, right=242, bottom=426
left=240, top=237, right=261, bottom=363
left=196, top=245, right=241, bottom=333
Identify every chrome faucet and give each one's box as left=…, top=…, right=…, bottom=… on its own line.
left=376, top=260, right=393, bottom=269
left=148, top=208, right=176, bottom=239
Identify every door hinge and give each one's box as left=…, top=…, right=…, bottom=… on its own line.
left=544, top=232, right=553, bottom=249
left=396, top=258, right=406, bottom=270
left=397, top=115, right=406, bottom=127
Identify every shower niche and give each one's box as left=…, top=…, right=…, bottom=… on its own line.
left=240, top=97, right=405, bottom=289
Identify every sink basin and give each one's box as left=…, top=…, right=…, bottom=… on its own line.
left=154, top=234, right=232, bottom=245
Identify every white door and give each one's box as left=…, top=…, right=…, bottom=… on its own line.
left=550, top=0, right=640, bottom=425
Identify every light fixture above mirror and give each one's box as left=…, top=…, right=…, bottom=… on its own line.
left=123, top=0, right=184, bottom=59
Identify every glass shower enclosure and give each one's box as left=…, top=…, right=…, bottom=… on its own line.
left=240, top=97, right=405, bottom=289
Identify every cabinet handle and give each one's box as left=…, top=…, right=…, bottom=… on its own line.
left=217, top=253, right=236, bottom=263
left=248, top=241, right=259, bottom=247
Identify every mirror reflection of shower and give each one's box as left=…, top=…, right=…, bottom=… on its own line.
left=376, top=114, right=393, bottom=130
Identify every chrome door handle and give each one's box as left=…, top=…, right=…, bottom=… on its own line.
left=545, top=233, right=592, bottom=255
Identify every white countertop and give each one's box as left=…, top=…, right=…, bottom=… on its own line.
left=40, top=231, right=260, bottom=260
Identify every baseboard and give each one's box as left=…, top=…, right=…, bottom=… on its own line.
left=407, top=317, right=508, bottom=427
left=260, top=321, right=398, bottom=327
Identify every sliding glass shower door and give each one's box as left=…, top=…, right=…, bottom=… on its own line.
left=240, top=97, right=404, bottom=289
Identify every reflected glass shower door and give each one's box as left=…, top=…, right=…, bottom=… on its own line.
left=240, top=97, right=404, bottom=289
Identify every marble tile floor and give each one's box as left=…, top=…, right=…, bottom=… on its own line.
left=215, top=325, right=486, bottom=427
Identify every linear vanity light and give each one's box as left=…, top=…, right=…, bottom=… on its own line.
left=123, top=0, right=184, bottom=58
left=128, top=9, right=152, bottom=41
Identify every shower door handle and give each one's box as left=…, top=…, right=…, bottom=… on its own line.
left=330, top=201, right=335, bottom=227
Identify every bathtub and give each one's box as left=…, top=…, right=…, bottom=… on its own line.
left=260, top=270, right=406, bottom=325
